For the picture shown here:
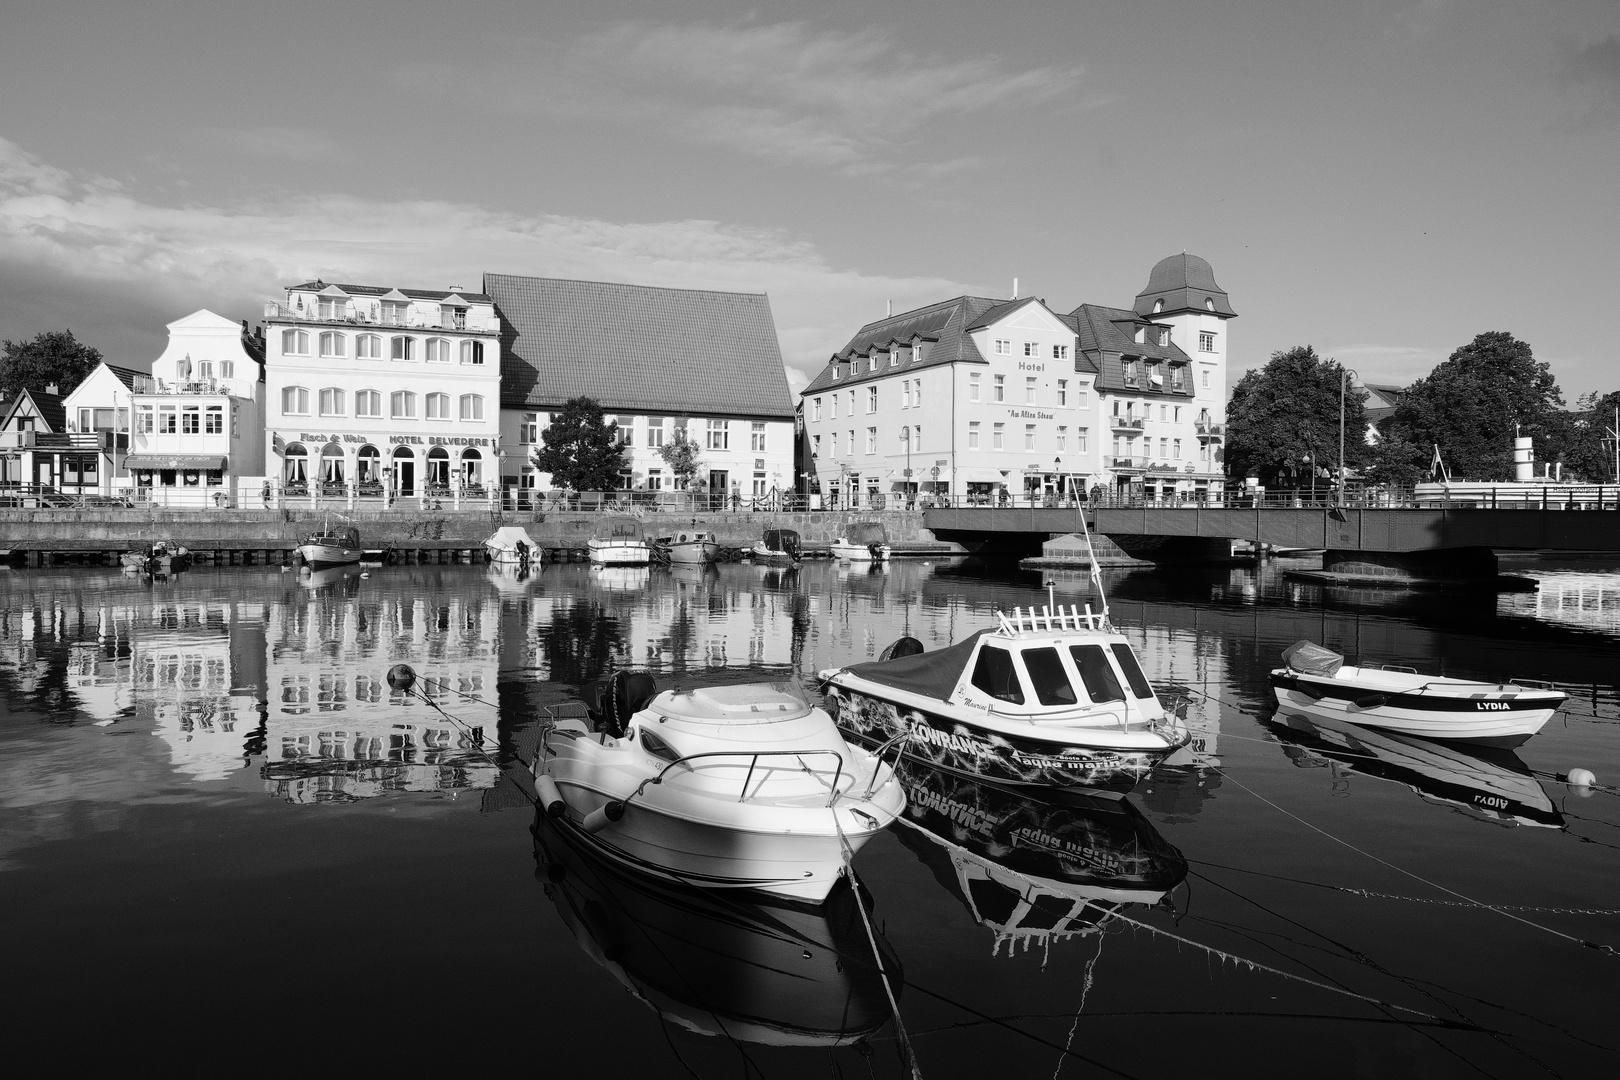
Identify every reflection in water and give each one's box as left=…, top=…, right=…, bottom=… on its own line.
left=532, top=810, right=896, bottom=1046
left=891, top=763, right=1187, bottom=956
left=1267, top=710, right=1563, bottom=828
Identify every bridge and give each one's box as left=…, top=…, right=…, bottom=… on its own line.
left=921, top=504, right=1620, bottom=585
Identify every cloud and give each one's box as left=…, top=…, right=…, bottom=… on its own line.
left=409, top=21, right=1088, bottom=179
left=0, top=136, right=965, bottom=386
left=1319, top=344, right=1449, bottom=388
left=205, top=125, right=349, bottom=163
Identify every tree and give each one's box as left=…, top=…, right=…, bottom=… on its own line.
left=530, top=397, right=626, bottom=491
left=1225, top=346, right=1366, bottom=490
left=1381, top=331, right=1563, bottom=482
left=1559, top=390, right=1620, bottom=483
left=0, top=329, right=103, bottom=397
left=657, top=427, right=703, bottom=491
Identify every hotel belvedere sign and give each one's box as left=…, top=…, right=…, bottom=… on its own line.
left=297, top=432, right=494, bottom=448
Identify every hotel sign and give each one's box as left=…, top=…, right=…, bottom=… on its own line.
left=297, top=432, right=494, bottom=448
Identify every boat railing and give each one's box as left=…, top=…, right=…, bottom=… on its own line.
left=625, top=748, right=850, bottom=808
left=997, top=604, right=1108, bottom=636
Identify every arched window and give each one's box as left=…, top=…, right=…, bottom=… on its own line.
left=283, top=442, right=308, bottom=482
left=426, top=446, right=450, bottom=487
left=425, top=392, right=451, bottom=420
left=425, top=338, right=451, bottom=363
left=281, top=386, right=310, bottom=415
left=1153, top=299, right=1164, bottom=313
left=281, top=329, right=309, bottom=356
left=462, top=447, right=482, bottom=486
left=357, top=445, right=382, bottom=483
left=321, top=441, right=346, bottom=484
left=319, top=332, right=345, bottom=358
left=390, top=336, right=415, bottom=362
left=390, top=391, right=416, bottom=419
left=319, top=388, right=345, bottom=416
left=460, top=340, right=484, bottom=365
left=355, top=334, right=382, bottom=360
left=459, top=394, right=484, bottom=421
left=1205, top=297, right=1215, bottom=310
left=355, top=390, right=381, bottom=418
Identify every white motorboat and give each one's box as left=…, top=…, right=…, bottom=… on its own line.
left=120, top=540, right=190, bottom=574
left=1269, top=640, right=1566, bottom=747
left=830, top=521, right=890, bottom=561
left=819, top=603, right=1191, bottom=793
left=534, top=675, right=906, bottom=904
left=485, top=525, right=540, bottom=565
left=654, top=527, right=719, bottom=564
left=587, top=516, right=651, bottom=565
left=296, top=523, right=361, bottom=571
left=750, top=528, right=802, bottom=566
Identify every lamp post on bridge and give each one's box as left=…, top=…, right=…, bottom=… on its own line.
left=1339, top=367, right=1360, bottom=504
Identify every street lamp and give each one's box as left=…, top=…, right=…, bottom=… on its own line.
left=1338, top=367, right=1360, bottom=504
left=1054, top=456, right=1063, bottom=504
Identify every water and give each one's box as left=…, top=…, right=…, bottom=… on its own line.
left=2, top=557, right=1617, bottom=1077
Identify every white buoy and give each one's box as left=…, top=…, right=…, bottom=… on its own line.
left=1567, top=768, right=1596, bottom=789
left=534, top=773, right=566, bottom=818
left=360, top=572, right=370, bottom=579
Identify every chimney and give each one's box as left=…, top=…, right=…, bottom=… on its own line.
left=1012, top=277, right=1019, bottom=299
left=46, top=382, right=59, bottom=395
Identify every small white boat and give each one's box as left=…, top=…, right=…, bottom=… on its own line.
left=485, top=525, right=540, bottom=565
left=296, top=524, right=361, bottom=571
left=121, top=540, right=190, bottom=573
left=534, top=676, right=905, bottom=904
left=750, top=528, right=802, bottom=565
left=655, top=528, right=719, bottom=564
left=1269, top=641, right=1566, bottom=747
left=830, top=521, right=890, bottom=561
left=587, top=517, right=651, bottom=565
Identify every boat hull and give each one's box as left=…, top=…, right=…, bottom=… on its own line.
left=830, top=542, right=888, bottom=562
left=297, top=543, right=362, bottom=572
left=824, top=684, right=1185, bottom=793
left=485, top=546, right=533, bottom=564
left=664, top=541, right=719, bottom=564
left=1269, top=671, right=1563, bottom=747
left=588, top=540, right=650, bottom=565
left=749, top=543, right=798, bottom=565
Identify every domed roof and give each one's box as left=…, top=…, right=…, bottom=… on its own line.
left=1133, top=253, right=1235, bottom=318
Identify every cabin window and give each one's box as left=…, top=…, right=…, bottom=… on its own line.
left=970, top=645, right=1025, bottom=704
left=1069, top=645, right=1125, bottom=703
left=1022, top=647, right=1078, bottom=706
left=639, top=728, right=679, bottom=763
left=1110, top=643, right=1155, bottom=699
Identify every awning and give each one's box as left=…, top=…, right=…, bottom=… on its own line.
left=124, top=455, right=229, bottom=470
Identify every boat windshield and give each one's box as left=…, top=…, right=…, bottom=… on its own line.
left=1022, top=647, right=1079, bottom=706
left=1070, top=645, right=1125, bottom=704
left=970, top=645, right=1025, bottom=704
left=1110, top=643, right=1155, bottom=699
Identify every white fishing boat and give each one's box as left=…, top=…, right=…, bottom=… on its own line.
left=1268, top=640, right=1566, bottom=747
left=829, top=521, right=890, bottom=561
left=295, top=523, right=361, bottom=571
left=749, top=528, right=802, bottom=566
left=120, top=540, right=190, bottom=573
left=654, top=527, right=719, bottom=564
left=587, top=516, right=651, bottom=565
left=484, top=525, right=540, bottom=565
left=533, top=675, right=905, bottom=904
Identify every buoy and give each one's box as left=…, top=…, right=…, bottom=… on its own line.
left=1567, top=768, right=1596, bottom=789
left=360, top=572, right=370, bottom=579
left=581, top=800, right=625, bottom=833
left=386, top=663, right=417, bottom=692
left=534, top=773, right=566, bottom=818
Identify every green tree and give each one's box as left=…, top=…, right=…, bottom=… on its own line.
left=657, top=426, right=703, bottom=491
left=1225, top=346, right=1366, bottom=490
left=0, top=329, right=103, bottom=397
left=1382, top=331, right=1563, bottom=482
left=1363, top=433, right=1428, bottom=490
left=530, top=397, right=626, bottom=491
left=1560, top=390, right=1620, bottom=483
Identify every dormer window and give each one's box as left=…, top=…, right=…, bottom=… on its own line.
left=1133, top=326, right=1146, bottom=344
left=868, top=356, right=877, bottom=372
left=440, top=304, right=467, bottom=329
left=1157, top=328, right=1169, bottom=346
left=381, top=300, right=408, bottom=326
left=317, top=297, right=347, bottom=320
left=832, top=364, right=843, bottom=381
left=1154, top=299, right=1164, bottom=313
left=1205, top=297, right=1216, bottom=310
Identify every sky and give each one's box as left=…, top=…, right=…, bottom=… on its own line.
left=2, top=0, right=1617, bottom=402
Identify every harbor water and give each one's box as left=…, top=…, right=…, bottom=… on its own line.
left=2, top=556, right=1617, bottom=1077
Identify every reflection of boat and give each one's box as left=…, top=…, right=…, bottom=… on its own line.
left=486, top=562, right=540, bottom=595
left=587, top=516, right=651, bottom=565
left=534, top=677, right=905, bottom=903
left=484, top=525, right=540, bottom=565
left=653, top=527, right=719, bottom=564
left=1267, top=710, right=1563, bottom=828
left=300, top=565, right=361, bottom=593
left=891, top=763, right=1186, bottom=952
left=120, top=540, right=190, bottom=573
left=820, top=605, right=1191, bottom=793
left=750, top=528, right=802, bottom=565
left=830, top=522, right=890, bottom=561
left=533, top=810, right=897, bottom=1045
left=590, top=564, right=650, bottom=591
left=1269, top=640, right=1565, bottom=747
left=296, top=523, right=361, bottom=571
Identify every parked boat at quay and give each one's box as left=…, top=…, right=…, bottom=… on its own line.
left=120, top=540, right=190, bottom=574
left=533, top=674, right=905, bottom=903
left=484, top=525, right=540, bottom=565
left=295, top=523, right=361, bottom=572
left=653, top=527, right=719, bottom=564
left=749, top=528, right=802, bottom=565
left=1268, top=640, right=1566, bottom=747
left=829, top=521, right=891, bottom=562
left=587, top=517, right=651, bottom=566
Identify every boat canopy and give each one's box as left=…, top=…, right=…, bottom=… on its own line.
left=840, top=631, right=989, bottom=703
left=844, top=521, right=888, bottom=545
left=594, top=517, right=645, bottom=541
left=310, top=525, right=360, bottom=548
left=487, top=525, right=539, bottom=550
left=1282, top=640, right=1344, bottom=677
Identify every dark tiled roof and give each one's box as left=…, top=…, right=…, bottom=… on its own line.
left=802, top=295, right=1007, bottom=395
left=1, top=389, right=66, bottom=432
left=286, top=281, right=494, bottom=304
left=106, top=364, right=149, bottom=390
left=1132, top=253, right=1236, bottom=318
left=963, top=296, right=1041, bottom=331
left=484, top=273, right=796, bottom=419
left=1071, top=305, right=1192, bottom=362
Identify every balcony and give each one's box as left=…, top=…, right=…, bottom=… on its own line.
left=1110, top=416, right=1145, bottom=432
left=262, top=301, right=499, bottom=334
left=0, top=430, right=122, bottom=451
left=1196, top=422, right=1225, bottom=440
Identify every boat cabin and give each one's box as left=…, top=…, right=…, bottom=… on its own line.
left=307, top=524, right=360, bottom=549
left=593, top=517, right=645, bottom=542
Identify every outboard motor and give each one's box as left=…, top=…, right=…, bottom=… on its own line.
left=587, top=670, right=660, bottom=738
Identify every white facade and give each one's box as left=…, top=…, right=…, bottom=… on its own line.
left=264, top=282, right=502, bottom=504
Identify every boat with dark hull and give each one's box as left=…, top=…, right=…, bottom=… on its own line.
left=749, top=528, right=802, bottom=566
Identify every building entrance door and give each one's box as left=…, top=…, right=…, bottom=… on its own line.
left=708, top=469, right=728, bottom=510
left=395, top=460, right=415, bottom=497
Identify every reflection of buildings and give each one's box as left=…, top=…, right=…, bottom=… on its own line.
left=262, top=582, right=500, bottom=801
left=1514, top=572, right=1620, bottom=634
left=134, top=600, right=267, bottom=781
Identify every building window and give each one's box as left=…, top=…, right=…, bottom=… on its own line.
left=868, top=357, right=877, bottom=372
left=1056, top=427, right=1067, bottom=451
left=889, top=352, right=899, bottom=368
left=866, top=386, right=878, bottom=413
left=390, top=391, right=416, bottom=419
left=196, top=360, right=214, bottom=381
left=1056, top=379, right=1068, bottom=406
left=992, top=422, right=1004, bottom=450
left=969, top=373, right=981, bottom=402
left=425, top=338, right=451, bottom=363
left=706, top=419, right=729, bottom=450
left=1199, top=331, right=1216, bottom=352
left=1124, top=360, right=1141, bottom=387
left=319, top=332, right=345, bottom=358
left=995, top=339, right=1011, bottom=355
left=1134, top=326, right=1146, bottom=344
left=462, top=395, right=485, bottom=422
left=281, top=387, right=309, bottom=415
left=1158, top=329, right=1170, bottom=346
left=1173, top=438, right=1182, bottom=460
left=829, top=395, right=838, bottom=419
left=441, top=305, right=467, bottom=329
left=968, top=422, right=980, bottom=450
left=812, top=397, right=822, bottom=422
left=831, top=431, right=839, bottom=456
left=1077, top=387, right=1089, bottom=408
left=994, top=375, right=1005, bottom=402
left=520, top=412, right=539, bottom=443
left=902, top=380, right=911, bottom=408
left=848, top=390, right=855, bottom=415
left=317, top=296, right=347, bottom=320
left=460, top=340, right=484, bottom=365
left=390, top=336, right=415, bottom=362
left=866, top=427, right=877, bottom=454
left=1077, top=428, right=1088, bottom=452
left=811, top=434, right=820, bottom=456
left=426, top=392, right=450, bottom=420
left=356, top=334, right=382, bottom=360
left=137, top=407, right=153, bottom=434
left=750, top=422, right=766, bottom=452
left=914, top=381, right=921, bottom=409
left=646, top=417, right=665, bottom=448
left=1160, top=405, right=1168, bottom=421
left=1053, top=344, right=1069, bottom=360
left=1024, top=424, right=1036, bottom=450
left=832, top=365, right=842, bottom=381
left=319, top=388, right=346, bottom=416
left=181, top=406, right=200, bottom=434
left=381, top=300, right=408, bottom=326
left=1025, top=376, right=1037, bottom=404
left=282, top=329, right=309, bottom=356
left=356, top=390, right=381, bottom=417
left=646, top=468, right=663, bottom=490
left=1160, top=438, right=1169, bottom=457
left=1202, top=369, right=1211, bottom=388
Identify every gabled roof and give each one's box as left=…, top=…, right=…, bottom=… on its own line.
left=285, top=281, right=494, bottom=304
left=802, top=295, right=1008, bottom=395
left=106, top=364, right=151, bottom=390
left=485, top=273, right=796, bottom=419
left=0, top=388, right=66, bottom=433
left=1071, top=304, right=1193, bottom=364
left=963, top=295, right=1042, bottom=331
